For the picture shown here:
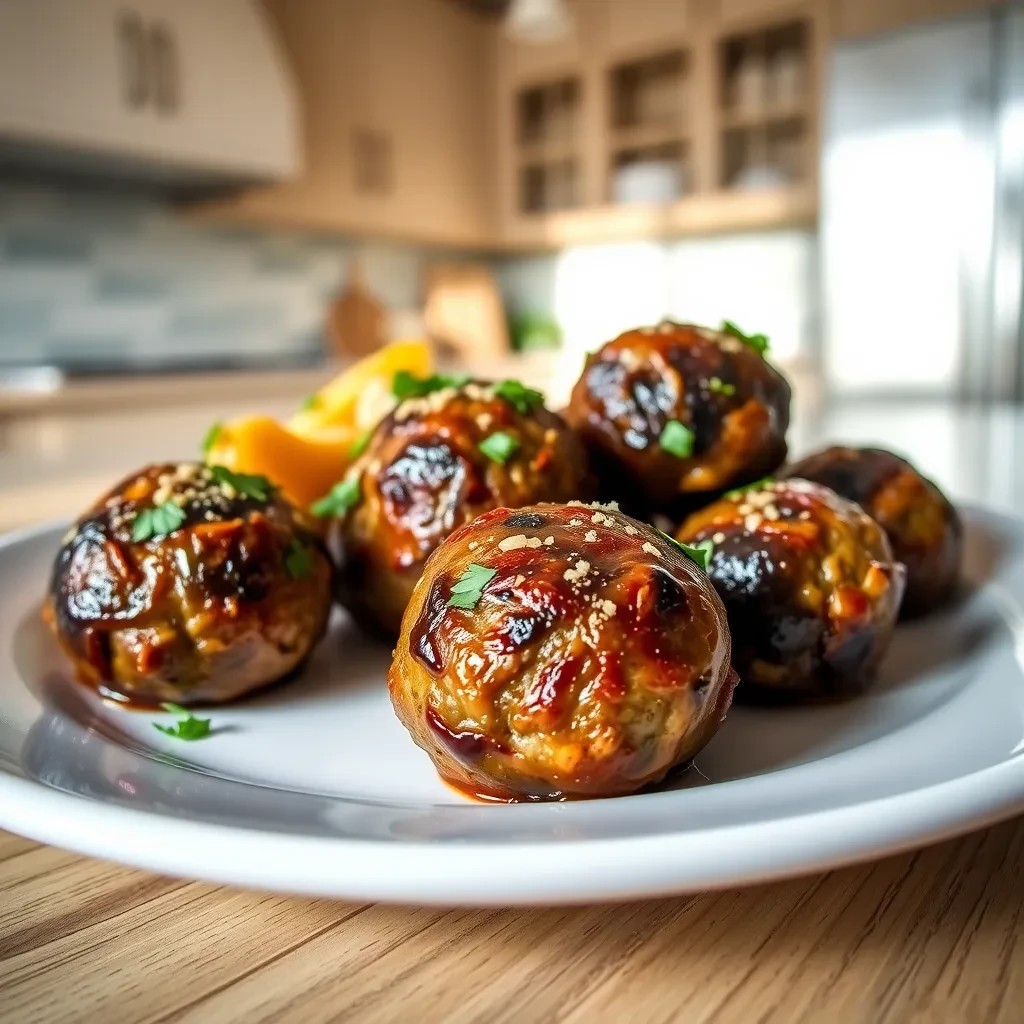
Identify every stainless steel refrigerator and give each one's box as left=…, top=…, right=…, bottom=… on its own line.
left=821, top=4, right=1024, bottom=401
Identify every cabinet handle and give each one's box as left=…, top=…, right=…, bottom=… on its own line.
left=149, top=22, right=179, bottom=115
left=117, top=11, right=148, bottom=109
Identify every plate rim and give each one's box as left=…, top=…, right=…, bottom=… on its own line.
left=2, top=511, right=1023, bottom=906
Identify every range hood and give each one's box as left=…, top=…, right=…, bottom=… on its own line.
left=0, top=0, right=301, bottom=184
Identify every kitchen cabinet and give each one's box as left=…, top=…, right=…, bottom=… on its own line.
left=192, top=0, right=827, bottom=250
left=496, top=0, right=824, bottom=249
left=190, top=0, right=498, bottom=249
left=831, top=0, right=995, bottom=39
left=0, top=0, right=299, bottom=182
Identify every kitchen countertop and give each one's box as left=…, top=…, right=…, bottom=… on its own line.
left=1, top=394, right=1023, bottom=1021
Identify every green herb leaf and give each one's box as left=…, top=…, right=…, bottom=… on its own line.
left=725, top=476, right=775, bottom=499
left=662, top=532, right=715, bottom=573
left=658, top=420, right=695, bottom=459
left=348, top=428, right=373, bottom=459
left=209, top=465, right=274, bottom=502
left=721, top=319, right=770, bottom=355
left=392, top=370, right=470, bottom=400
left=478, top=431, right=519, bottom=464
left=285, top=537, right=314, bottom=580
left=201, top=421, right=222, bottom=457
left=310, top=477, right=361, bottom=519
left=708, top=376, right=736, bottom=397
left=132, top=501, right=187, bottom=543
left=299, top=394, right=320, bottom=412
left=493, top=378, right=545, bottom=415
left=447, top=562, right=497, bottom=610
left=153, top=702, right=212, bottom=742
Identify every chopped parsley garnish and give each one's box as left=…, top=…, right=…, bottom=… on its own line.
left=662, top=533, right=715, bottom=572
left=285, top=537, right=314, bottom=580
left=299, top=394, right=320, bottom=412
left=348, top=428, right=373, bottom=459
left=659, top=420, right=695, bottom=459
left=725, top=476, right=775, bottom=499
left=721, top=319, right=770, bottom=355
left=201, top=421, right=222, bottom=456
left=494, top=378, right=545, bottom=415
left=708, top=376, right=736, bottom=397
left=153, top=703, right=212, bottom=742
left=392, top=370, right=470, bottom=400
left=132, top=501, right=187, bottom=542
left=447, top=563, right=497, bottom=610
left=209, top=465, right=274, bottom=502
left=311, top=477, right=361, bottom=518
left=478, top=431, right=519, bottom=464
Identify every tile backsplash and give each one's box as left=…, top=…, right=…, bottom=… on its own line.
left=0, top=176, right=439, bottom=372
left=0, top=174, right=819, bottom=376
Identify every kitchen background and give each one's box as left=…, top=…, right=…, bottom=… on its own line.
left=0, top=0, right=1022, bottom=529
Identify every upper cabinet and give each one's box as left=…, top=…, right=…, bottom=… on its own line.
left=495, top=0, right=825, bottom=248
left=190, top=0, right=498, bottom=249
left=0, top=0, right=300, bottom=182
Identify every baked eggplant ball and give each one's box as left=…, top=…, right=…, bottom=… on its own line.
left=48, top=462, right=332, bottom=706
left=565, top=321, right=791, bottom=516
left=784, top=446, right=962, bottom=618
left=677, top=479, right=905, bottom=703
left=328, top=377, right=591, bottom=636
left=388, top=501, right=737, bottom=802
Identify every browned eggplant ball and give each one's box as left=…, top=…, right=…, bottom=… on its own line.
left=565, top=321, right=791, bottom=516
left=331, top=378, right=591, bottom=636
left=388, top=501, right=737, bottom=802
left=677, top=479, right=905, bottom=703
left=48, top=462, right=332, bottom=706
left=784, top=446, right=962, bottom=618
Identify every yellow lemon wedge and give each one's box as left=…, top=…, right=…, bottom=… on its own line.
left=288, top=338, right=433, bottom=439
left=205, top=416, right=353, bottom=512
left=204, top=340, right=434, bottom=513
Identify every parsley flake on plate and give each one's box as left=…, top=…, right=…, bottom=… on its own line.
left=285, top=537, right=314, bottom=580
left=494, top=378, right=544, bottom=415
left=478, top=431, right=519, bottom=465
left=721, top=319, right=770, bottom=355
left=153, top=702, right=212, bottom=742
left=392, top=370, right=470, bottom=400
left=132, top=501, right=187, bottom=543
left=662, top=533, right=715, bottom=573
left=708, top=376, right=736, bottom=397
left=311, top=477, right=361, bottom=519
left=209, top=465, right=274, bottom=502
left=659, top=420, right=695, bottom=459
left=447, top=562, right=498, bottom=610
left=201, top=421, right=222, bottom=457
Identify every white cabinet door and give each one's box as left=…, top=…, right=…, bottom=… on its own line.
left=0, top=0, right=299, bottom=181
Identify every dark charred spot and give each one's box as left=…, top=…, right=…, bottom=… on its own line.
left=425, top=705, right=507, bottom=765
left=502, top=511, right=546, bottom=529
left=653, top=569, right=689, bottom=616
left=410, top=576, right=451, bottom=673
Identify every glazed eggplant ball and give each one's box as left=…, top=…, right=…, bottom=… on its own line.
left=48, top=462, right=332, bottom=706
left=565, top=321, right=791, bottom=516
left=388, top=501, right=737, bottom=802
left=677, top=479, right=905, bottom=703
left=785, top=446, right=962, bottom=618
left=329, top=377, right=591, bottom=636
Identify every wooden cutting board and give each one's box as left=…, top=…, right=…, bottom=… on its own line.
left=423, top=261, right=509, bottom=362
left=327, top=264, right=387, bottom=359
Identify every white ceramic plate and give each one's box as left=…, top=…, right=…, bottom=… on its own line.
left=2, top=510, right=1024, bottom=906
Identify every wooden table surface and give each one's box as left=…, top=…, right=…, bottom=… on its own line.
left=1, top=818, right=1022, bottom=1024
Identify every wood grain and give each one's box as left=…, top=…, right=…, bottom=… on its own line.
left=0, top=820, right=1021, bottom=1023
